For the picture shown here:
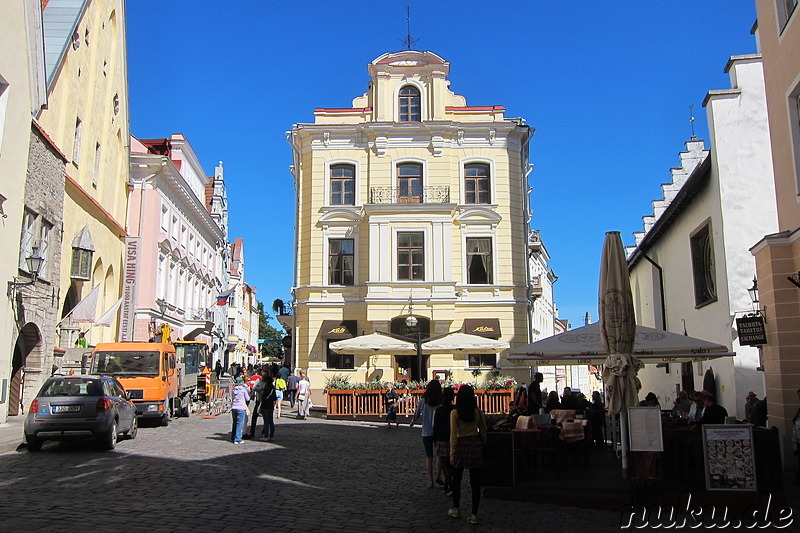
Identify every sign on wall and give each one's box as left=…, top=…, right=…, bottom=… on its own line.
left=119, top=237, right=141, bottom=341
left=736, top=315, right=767, bottom=346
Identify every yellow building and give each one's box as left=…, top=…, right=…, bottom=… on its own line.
left=288, top=51, right=533, bottom=394
left=35, top=0, right=129, bottom=346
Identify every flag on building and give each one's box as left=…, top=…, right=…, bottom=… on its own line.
left=69, top=284, right=101, bottom=323
left=95, top=297, right=124, bottom=327
left=217, top=287, right=236, bottom=306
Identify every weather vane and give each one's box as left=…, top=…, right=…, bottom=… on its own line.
left=400, top=5, right=418, bottom=51
left=689, top=104, right=696, bottom=140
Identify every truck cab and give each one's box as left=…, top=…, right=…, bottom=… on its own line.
left=91, top=343, right=180, bottom=425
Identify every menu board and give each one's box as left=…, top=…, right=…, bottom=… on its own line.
left=627, top=406, right=664, bottom=451
left=702, top=425, right=756, bottom=491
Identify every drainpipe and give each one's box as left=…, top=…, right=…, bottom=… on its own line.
left=640, top=251, right=667, bottom=331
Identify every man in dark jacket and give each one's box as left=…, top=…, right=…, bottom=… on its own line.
left=286, top=371, right=300, bottom=408
left=699, top=394, right=728, bottom=425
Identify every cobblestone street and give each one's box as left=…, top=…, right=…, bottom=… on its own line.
left=0, top=410, right=629, bottom=532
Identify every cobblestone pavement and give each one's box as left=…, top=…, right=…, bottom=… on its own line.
left=0, top=408, right=777, bottom=533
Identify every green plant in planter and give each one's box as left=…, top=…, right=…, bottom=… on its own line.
left=324, top=373, right=353, bottom=390
left=489, top=367, right=501, bottom=379
left=366, top=379, right=385, bottom=391
left=471, top=369, right=482, bottom=380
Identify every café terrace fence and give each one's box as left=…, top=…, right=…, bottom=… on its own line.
left=325, top=388, right=514, bottom=418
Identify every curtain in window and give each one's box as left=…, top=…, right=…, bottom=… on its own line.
left=467, top=238, right=492, bottom=284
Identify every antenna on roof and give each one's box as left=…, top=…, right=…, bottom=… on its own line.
left=400, top=5, right=418, bottom=51
left=689, top=104, right=696, bottom=140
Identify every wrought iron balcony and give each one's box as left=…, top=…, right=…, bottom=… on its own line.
left=369, top=186, right=450, bottom=204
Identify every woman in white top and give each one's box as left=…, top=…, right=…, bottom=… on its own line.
left=296, top=371, right=311, bottom=419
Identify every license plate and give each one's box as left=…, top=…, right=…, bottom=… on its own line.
left=52, top=405, right=81, bottom=413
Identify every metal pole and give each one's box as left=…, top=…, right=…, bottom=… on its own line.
left=417, top=330, right=423, bottom=382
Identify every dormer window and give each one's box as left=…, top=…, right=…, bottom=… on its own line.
left=399, top=86, right=421, bottom=122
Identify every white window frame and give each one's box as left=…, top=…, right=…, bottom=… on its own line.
left=461, top=231, right=498, bottom=286
left=72, top=116, right=83, bottom=166
left=171, top=215, right=179, bottom=241
left=324, top=158, right=360, bottom=207
left=160, top=204, right=169, bottom=233
left=38, top=220, right=52, bottom=280
left=460, top=158, right=497, bottom=205
left=92, top=142, right=101, bottom=188
left=394, top=81, right=425, bottom=122
left=18, top=210, right=36, bottom=272
left=392, top=225, right=430, bottom=282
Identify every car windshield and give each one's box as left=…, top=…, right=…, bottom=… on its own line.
left=92, top=351, right=160, bottom=376
left=40, top=378, right=103, bottom=397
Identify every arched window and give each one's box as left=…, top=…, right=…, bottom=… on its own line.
left=399, top=86, right=421, bottom=122
left=464, top=163, right=491, bottom=204
left=330, top=164, right=355, bottom=205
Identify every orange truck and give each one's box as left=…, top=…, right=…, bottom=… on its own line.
left=90, top=341, right=201, bottom=425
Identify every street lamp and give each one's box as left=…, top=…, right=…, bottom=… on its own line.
left=747, top=276, right=759, bottom=309
left=404, top=312, right=423, bottom=381
left=8, top=246, right=44, bottom=297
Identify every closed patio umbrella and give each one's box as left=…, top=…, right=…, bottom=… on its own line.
left=598, top=231, right=641, bottom=475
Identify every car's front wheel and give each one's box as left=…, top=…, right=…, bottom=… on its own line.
left=126, top=415, right=138, bottom=440
left=25, top=435, right=42, bottom=452
left=101, top=420, right=118, bottom=450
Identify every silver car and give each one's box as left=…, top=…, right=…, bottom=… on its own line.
left=23, top=375, right=138, bottom=452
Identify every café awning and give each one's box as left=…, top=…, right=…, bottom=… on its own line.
left=319, top=320, right=358, bottom=339
left=422, top=332, right=509, bottom=354
left=509, top=322, right=735, bottom=365
left=462, top=318, right=501, bottom=339
left=329, top=332, right=417, bottom=355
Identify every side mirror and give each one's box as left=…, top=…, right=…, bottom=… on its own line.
left=126, top=391, right=135, bottom=400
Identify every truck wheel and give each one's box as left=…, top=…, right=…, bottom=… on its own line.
left=160, top=412, right=170, bottom=426
left=26, top=435, right=43, bottom=452
left=102, top=420, right=118, bottom=450
left=180, top=397, right=191, bottom=418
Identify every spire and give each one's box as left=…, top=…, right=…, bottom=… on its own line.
left=400, top=5, right=418, bottom=51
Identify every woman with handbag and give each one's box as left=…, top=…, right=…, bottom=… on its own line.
left=296, top=371, right=311, bottom=419
left=230, top=376, right=251, bottom=444
left=448, top=384, right=487, bottom=525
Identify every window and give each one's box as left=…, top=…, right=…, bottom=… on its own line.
left=398, top=163, right=423, bottom=203
left=73, top=117, right=82, bottom=165
left=466, top=238, right=493, bottom=284
left=397, top=232, right=424, bottom=280
left=38, top=221, right=52, bottom=280
left=0, top=74, right=9, bottom=156
left=399, top=85, right=421, bottom=122
left=228, top=318, right=235, bottom=336
left=468, top=353, right=496, bottom=368
left=690, top=222, right=717, bottom=307
left=171, top=215, right=178, bottom=241
left=92, top=143, right=101, bottom=188
left=156, top=254, right=166, bottom=299
left=465, top=163, right=491, bottom=204
left=188, top=233, right=194, bottom=256
left=326, top=340, right=354, bottom=369
left=329, top=239, right=354, bottom=285
left=180, top=225, right=187, bottom=248
left=18, top=210, right=35, bottom=271
left=779, top=0, right=798, bottom=29
left=330, top=164, right=355, bottom=205
left=71, top=248, right=92, bottom=280
left=160, top=205, right=168, bottom=232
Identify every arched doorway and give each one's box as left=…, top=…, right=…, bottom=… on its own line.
left=9, top=323, right=42, bottom=416
left=391, top=315, right=429, bottom=383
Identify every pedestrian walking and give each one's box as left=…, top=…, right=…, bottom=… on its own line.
left=260, top=375, right=277, bottom=441
left=247, top=370, right=267, bottom=439
left=448, top=384, right=487, bottom=525
left=434, top=386, right=456, bottom=495
left=410, top=379, right=442, bottom=488
left=287, top=371, right=299, bottom=409
left=230, top=376, right=250, bottom=444
left=296, top=371, right=311, bottom=419
left=274, top=374, right=287, bottom=418
left=385, top=381, right=400, bottom=428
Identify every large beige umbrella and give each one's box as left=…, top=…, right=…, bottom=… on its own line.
left=329, top=332, right=418, bottom=355
left=422, top=332, right=510, bottom=354
left=598, top=231, right=639, bottom=475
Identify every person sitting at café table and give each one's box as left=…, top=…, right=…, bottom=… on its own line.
left=687, top=391, right=706, bottom=422
left=639, top=392, right=659, bottom=407
left=561, top=387, right=578, bottom=410
left=671, top=390, right=692, bottom=418
left=544, top=390, right=561, bottom=413
left=696, top=394, right=728, bottom=425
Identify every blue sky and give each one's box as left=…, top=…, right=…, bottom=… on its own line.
left=126, top=1, right=758, bottom=328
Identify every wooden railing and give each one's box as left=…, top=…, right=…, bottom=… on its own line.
left=326, top=389, right=514, bottom=417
